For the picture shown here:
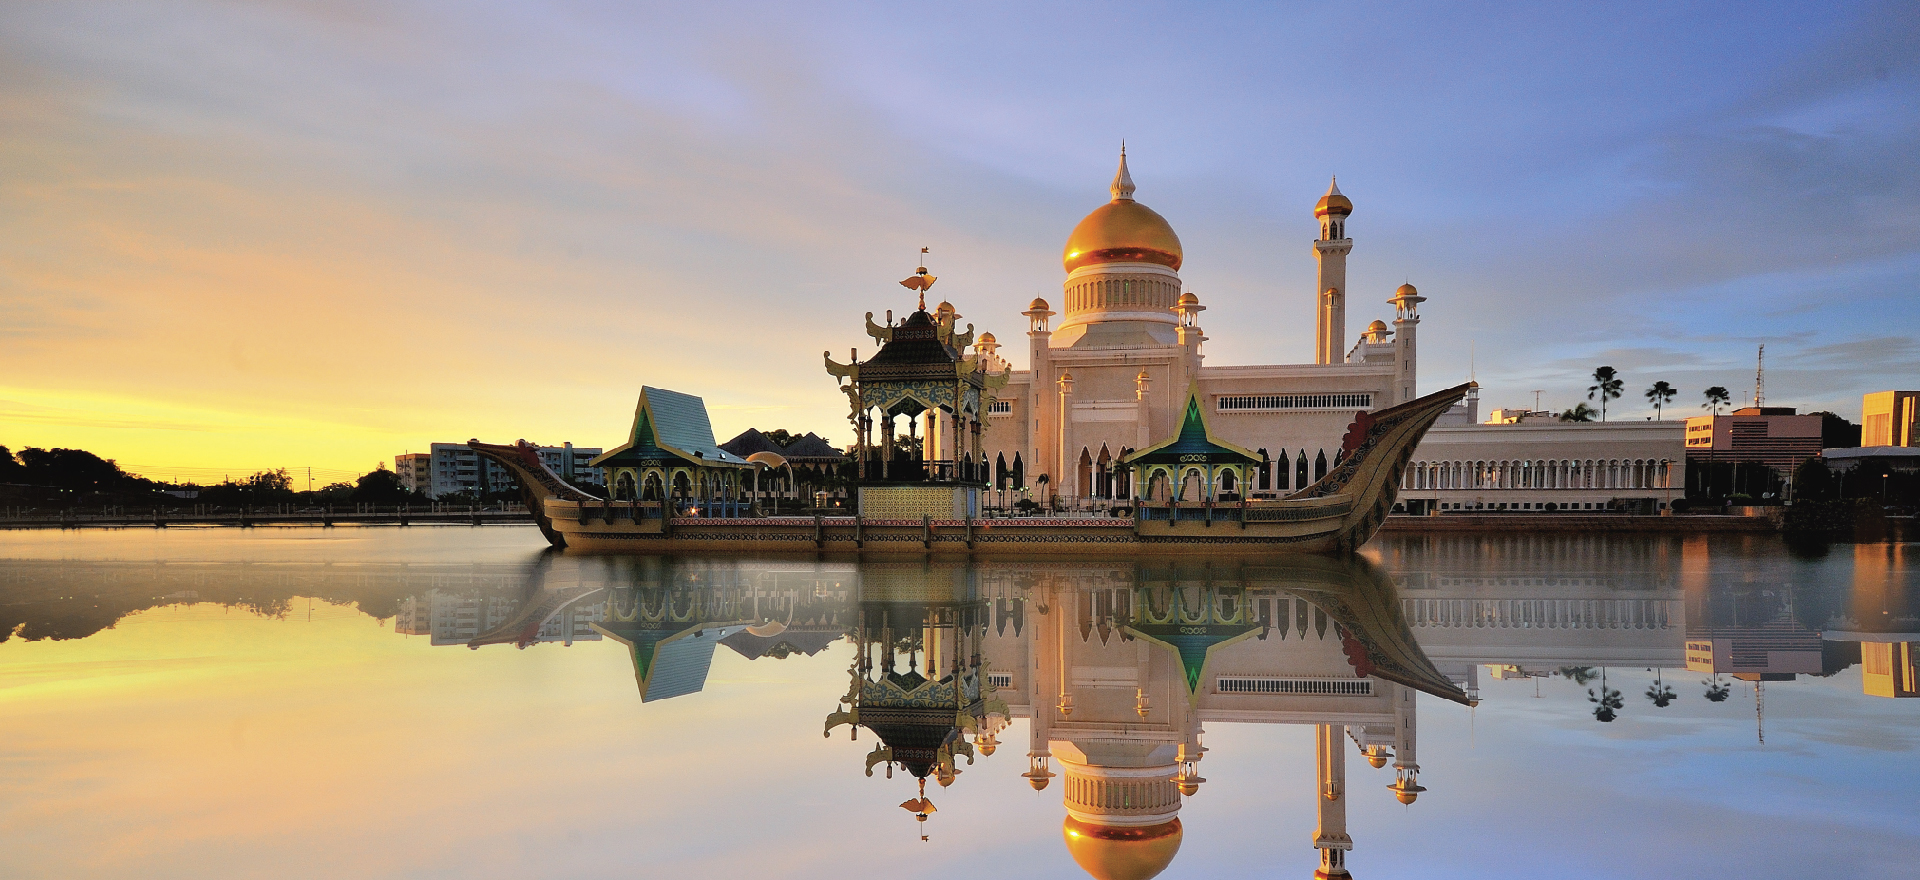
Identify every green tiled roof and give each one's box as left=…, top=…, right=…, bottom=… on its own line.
left=590, top=386, right=747, bottom=468
left=1122, top=384, right=1260, bottom=466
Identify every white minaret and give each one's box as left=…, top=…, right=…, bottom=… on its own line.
left=1388, top=283, right=1426, bottom=403
left=1314, top=178, right=1353, bottom=365
left=1313, top=723, right=1353, bottom=879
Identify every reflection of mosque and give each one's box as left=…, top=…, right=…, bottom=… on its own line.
left=974, top=559, right=1468, bottom=880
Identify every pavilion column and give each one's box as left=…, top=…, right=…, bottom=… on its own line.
left=882, top=414, right=895, bottom=480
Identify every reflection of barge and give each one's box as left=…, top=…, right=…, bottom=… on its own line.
left=471, top=378, right=1466, bottom=555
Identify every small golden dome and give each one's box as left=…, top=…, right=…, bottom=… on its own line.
left=1177, top=779, right=1200, bottom=797
left=1063, top=151, right=1183, bottom=273
left=1367, top=319, right=1388, bottom=332
left=1365, top=753, right=1389, bottom=770
left=1314, top=176, right=1353, bottom=218
left=978, top=331, right=996, bottom=344
left=1395, top=282, right=1418, bottom=298
left=1176, top=292, right=1200, bottom=307
left=1394, top=788, right=1419, bottom=805
left=1062, top=817, right=1183, bottom=880
left=977, top=740, right=997, bottom=756
left=1028, top=775, right=1051, bottom=791
left=1028, top=297, right=1052, bottom=312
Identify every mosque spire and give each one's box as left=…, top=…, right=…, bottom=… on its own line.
left=1111, top=143, right=1136, bottom=201
left=1326, top=175, right=1343, bottom=198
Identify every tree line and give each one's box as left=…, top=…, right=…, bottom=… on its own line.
left=0, top=445, right=427, bottom=509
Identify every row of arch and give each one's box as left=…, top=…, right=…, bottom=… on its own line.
left=607, top=466, right=745, bottom=508
left=984, top=446, right=1339, bottom=497
left=1065, top=276, right=1177, bottom=314
left=1401, top=458, right=1675, bottom=491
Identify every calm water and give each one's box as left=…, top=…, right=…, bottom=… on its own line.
left=1, top=526, right=1916, bottom=879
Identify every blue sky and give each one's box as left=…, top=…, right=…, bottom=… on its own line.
left=2, top=1, right=1915, bottom=471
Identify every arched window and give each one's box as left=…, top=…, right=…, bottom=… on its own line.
left=1180, top=468, right=1205, bottom=501
left=1276, top=449, right=1290, bottom=491
left=614, top=472, right=636, bottom=501
left=1012, top=453, right=1025, bottom=490
left=1314, top=450, right=1329, bottom=481
left=1077, top=448, right=1094, bottom=500
left=996, top=452, right=1009, bottom=490
left=643, top=472, right=663, bottom=502
left=1296, top=450, right=1309, bottom=488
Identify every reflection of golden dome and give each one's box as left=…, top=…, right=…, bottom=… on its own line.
left=1063, top=151, right=1183, bottom=273
left=1365, top=752, right=1389, bottom=770
left=1028, top=775, right=1051, bottom=791
left=977, top=740, right=997, bottom=756
left=1062, top=817, right=1183, bottom=880
left=1314, top=176, right=1353, bottom=217
left=1176, top=779, right=1200, bottom=797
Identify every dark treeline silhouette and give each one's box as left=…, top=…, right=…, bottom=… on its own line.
left=1, top=445, right=426, bottom=510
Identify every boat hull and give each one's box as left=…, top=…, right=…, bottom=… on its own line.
left=474, top=382, right=1474, bottom=556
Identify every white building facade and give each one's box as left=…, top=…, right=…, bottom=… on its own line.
left=1399, top=415, right=1687, bottom=514
left=413, top=442, right=604, bottom=499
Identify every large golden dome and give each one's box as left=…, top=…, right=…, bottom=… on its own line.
left=1063, top=152, right=1183, bottom=273
left=1062, top=817, right=1183, bottom=880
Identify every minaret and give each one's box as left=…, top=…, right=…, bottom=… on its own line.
left=1026, top=298, right=1056, bottom=495
left=1388, top=283, right=1426, bottom=403
left=1314, top=178, right=1354, bottom=365
left=1313, top=723, right=1353, bottom=879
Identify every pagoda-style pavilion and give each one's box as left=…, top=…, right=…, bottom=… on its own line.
left=825, top=266, right=1010, bottom=518
left=823, top=567, right=1007, bottom=839
left=589, top=386, right=751, bottom=515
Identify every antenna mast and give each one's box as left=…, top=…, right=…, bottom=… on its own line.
left=1754, top=344, right=1765, bottom=407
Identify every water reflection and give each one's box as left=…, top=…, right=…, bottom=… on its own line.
left=3, top=534, right=1917, bottom=878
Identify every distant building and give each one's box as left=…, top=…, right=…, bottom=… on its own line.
left=394, top=453, right=431, bottom=494
left=1400, top=402, right=1686, bottom=514
left=1821, top=446, right=1920, bottom=475
left=394, top=590, right=604, bottom=646
left=1862, top=391, right=1919, bottom=448
left=1684, top=407, right=1823, bottom=476
left=405, top=442, right=603, bottom=499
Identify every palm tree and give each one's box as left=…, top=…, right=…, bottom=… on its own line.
left=1557, top=665, right=1599, bottom=686
left=1589, top=667, right=1624, bottom=722
left=1558, top=403, right=1597, bottom=423
left=1702, top=386, right=1731, bottom=415
left=1588, top=366, right=1624, bottom=421
left=1703, top=674, right=1731, bottom=702
left=1645, top=668, right=1676, bottom=707
left=1645, top=381, right=1676, bottom=420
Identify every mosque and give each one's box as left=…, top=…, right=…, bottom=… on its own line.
left=961, top=150, right=1428, bottom=504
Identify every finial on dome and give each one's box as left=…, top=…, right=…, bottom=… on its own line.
left=1327, top=175, right=1342, bottom=197
left=1111, top=144, right=1136, bottom=201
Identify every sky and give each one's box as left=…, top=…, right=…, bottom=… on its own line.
left=3, top=1, right=1918, bottom=480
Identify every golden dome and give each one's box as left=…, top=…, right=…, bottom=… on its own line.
left=1028, top=297, right=1052, bottom=312
left=978, top=331, right=996, bottom=344
left=1176, top=779, right=1200, bottom=797
left=1063, top=151, right=1183, bottom=273
left=1314, top=176, right=1353, bottom=217
left=977, top=740, right=997, bottom=756
left=1394, top=282, right=1419, bottom=298
left=1027, top=775, right=1051, bottom=791
left=1365, top=752, right=1389, bottom=770
left=1176, top=292, right=1200, bottom=307
left=1063, top=817, right=1183, bottom=880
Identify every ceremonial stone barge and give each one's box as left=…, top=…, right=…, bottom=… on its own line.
left=470, top=268, right=1469, bottom=555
